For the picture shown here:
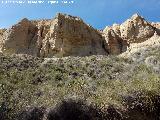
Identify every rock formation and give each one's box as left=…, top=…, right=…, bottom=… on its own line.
left=120, top=31, right=160, bottom=60
left=0, top=29, right=6, bottom=52
left=151, top=22, right=160, bottom=35
left=103, top=14, right=159, bottom=55
left=0, top=13, right=160, bottom=57
left=1, top=13, right=108, bottom=57
left=103, top=27, right=128, bottom=54
left=120, top=14, right=155, bottom=43
left=1, top=18, right=38, bottom=56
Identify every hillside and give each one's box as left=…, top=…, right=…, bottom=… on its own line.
left=0, top=13, right=160, bottom=120
left=0, top=46, right=160, bottom=119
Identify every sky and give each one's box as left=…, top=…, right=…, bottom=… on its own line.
left=0, top=0, right=160, bottom=29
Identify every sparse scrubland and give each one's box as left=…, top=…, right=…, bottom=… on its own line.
left=0, top=46, right=160, bottom=120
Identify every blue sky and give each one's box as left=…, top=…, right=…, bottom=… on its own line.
left=0, top=0, right=160, bottom=29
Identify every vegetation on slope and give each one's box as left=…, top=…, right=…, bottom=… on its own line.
left=0, top=47, right=160, bottom=120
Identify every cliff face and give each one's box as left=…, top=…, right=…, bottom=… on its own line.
left=0, top=13, right=160, bottom=57
left=151, top=22, right=160, bottom=35
left=2, top=18, right=38, bottom=55
left=120, top=14, right=155, bottom=43
left=0, top=29, right=6, bottom=52
left=37, top=13, right=108, bottom=57
left=1, top=13, right=108, bottom=57
left=103, top=14, right=158, bottom=55
left=120, top=32, right=160, bottom=60
left=103, top=26, right=128, bottom=55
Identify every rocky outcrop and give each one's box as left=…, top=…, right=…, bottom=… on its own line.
left=0, top=13, right=159, bottom=57
left=0, top=29, right=6, bottom=52
left=103, top=27, right=128, bottom=54
left=103, top=14, right=157, bottom=55
left=38, top=13, right=107, bottom=57
left=120, top=32, right=160, bottom=60
left=1, top=13, right=108, bottom=57
left=151, top=22, right=160, bottom=35
left=120, top=14, right=155, bottom=43
left=2, top=18, right=38, bottom=55
left=0, top=29, right=5, bottom=36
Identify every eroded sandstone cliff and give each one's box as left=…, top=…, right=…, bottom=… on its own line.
left=0, top=29, right=6, bottom=52
left=103, top=14, right=159, bottom=55
left=0, top=13, right=160, bottom=57
left=120, top=14, right=155, bottom=43
left=151, top=22, right=160, bottom=35
left=1, top=13, right=108, bottom=57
